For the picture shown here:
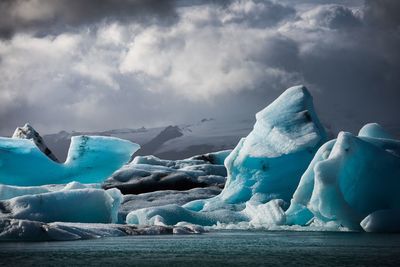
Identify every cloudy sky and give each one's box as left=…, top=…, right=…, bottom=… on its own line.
left=0, top=0, right=399, bottom=136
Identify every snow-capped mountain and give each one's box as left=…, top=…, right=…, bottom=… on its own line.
left=43, top=118, right=254, bottom=161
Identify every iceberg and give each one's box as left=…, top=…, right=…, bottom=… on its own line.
left=103, top=154, right=226, bottom=194
left=0, top=188, right=122, bottom=223
left=0, top=135, right=139, bottom=185
left=127, top=85, right=327, bottom=226
left=2, top=85, right=398, bottom=235
left=286, top=124, right=400, bottom=231
left=358, top=123, right=395, bottom=139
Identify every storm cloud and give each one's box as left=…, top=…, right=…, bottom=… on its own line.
left=0, top=0, right=177, bottom=39
left=0, top=0, right=399, bottom=136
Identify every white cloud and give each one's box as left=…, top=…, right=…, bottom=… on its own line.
left=120, top=3, right=300, bottom=100
left=0, top=0, right=399, bottom=135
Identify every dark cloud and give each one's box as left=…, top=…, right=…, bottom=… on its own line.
left=307, top=4, right=361, bottom=29
left=285, top=0, right=400, bottom=134
left=221, top=0, right=296, bottom=27
left=363, top=0, right=400, bottom=29
left=0, top=0, right=399, bottom=137
left=0, top=0, right=177, bottom=39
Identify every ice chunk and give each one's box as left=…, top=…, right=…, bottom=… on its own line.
left=360, top=209, right=400, bottom=233
left=285, top=140, right=336, bottom=225
left=198, top=85, right=326, bottom=208
left=119, top=187, right=221, bottom=222
left=127, top=85, right=327, bottom=227
left=189, top=150, right=232, bottom=165
left=132, top=155, right=205, bottom=169
left=0, top=135, right=139, bottom=185
left=0, top=188, right=122, bottom=223
left=126, top=204, right=247, bottom=226
left=287, top=129, right=400, bottom=231
left=0, top=219, right=82, bottom=241
left=103, top=155, right=226, bottom=194
left=358, top=123, right=395, bottom=139
left=0, top=182, right=100, bottom=200
left=183, top=85, right=326, bottom=209
left=243, top=199, right=286, bottom=227
left=0, top=219, right=202, bottom=241
left=12, top=123, right=59, bottom=162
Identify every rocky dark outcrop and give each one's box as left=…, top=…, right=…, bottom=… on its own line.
left=12, top=123, right=59, bottom=162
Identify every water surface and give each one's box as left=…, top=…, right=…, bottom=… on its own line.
left=1, top=230, right=399, bottom=266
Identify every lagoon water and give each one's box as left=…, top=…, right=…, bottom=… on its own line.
left=1, top=231, right=400, bottom=266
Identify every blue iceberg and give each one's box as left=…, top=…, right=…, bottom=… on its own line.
left=0, top=181, right=100, bottom=200
left=127, top=85, right=327, bottom=226
left=286, top=123, right=400, bottom=231
left=0, top=135, right=140, bottom=185
left=0, top=188, right=122, bottom=223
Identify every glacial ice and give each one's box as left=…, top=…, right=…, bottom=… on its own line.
left=119, top=187, right=221, bottom=222
left=188, top=150, right=232, bottom=165
left=358, top=123, right=395, bottom=139
left=0, top=182, right=100, bottom=200
left=0, top=219, right=203, bottom=241
left=287, top=125, right=400, bottom=231
left=0, top=135, right=139, bottom=185
left=1, top=84, right=399, bottom=237
left=126, top=204, right=247, bottom=226
left=360, top=209, right=400, bottom=233
left=127, top=85, right=327, bottom=227
left=103, top=154, right=226, bottom=194
left=0, top=188, right=122, bottom=223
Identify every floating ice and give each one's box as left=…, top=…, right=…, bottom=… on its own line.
left=119, top=187, right=221, bottom=222
left=287, top=124, right=400, bottom=231
left=188, top=150, right=232, bottom=165
left=243, top=199, right=286, bottom=227
left=126, top=204, right=247, bottom=226
left=103, top=154, right=226, bottom=194
left=0, top=135, right=139, bottom=185
left=360, top=209, right=400, bottom=233
left=0, top=188, right=122, bottom=223
left=358, top=123, right=395, bottom=139
left=0, top=219, right=203, bottom=241
left=0, top=182, right=100, bottom=200
left=127, top=85, right=327, bottom=227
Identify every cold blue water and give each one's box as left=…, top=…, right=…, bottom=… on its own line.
left=1, top=230, right=400, bottom=266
